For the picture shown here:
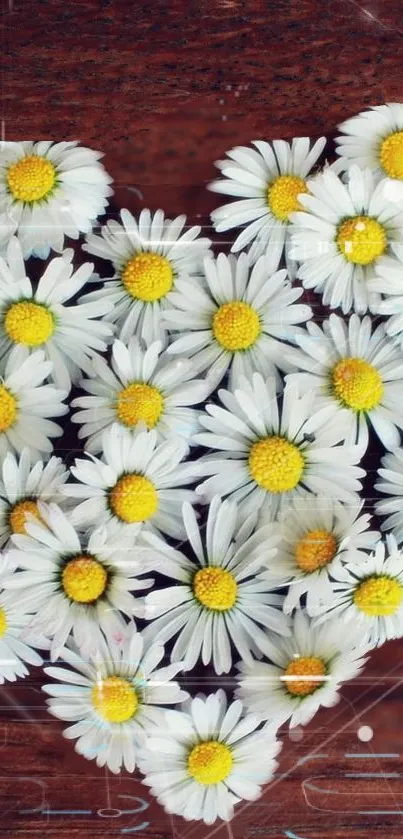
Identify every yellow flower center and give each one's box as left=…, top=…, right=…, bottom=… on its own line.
left=109, top=474, right=158, bottom=523
left=295, top=529, right=338, bottom=573
left=332, top=357, right=383, bottom=412
left=353, top=575, right=403, bottom=617
left=248, top=436, right=304, bottom=493
left=336, top=215, right=387, bottom=265
left=212, top=301, right=261, bottom=351
left=91, top=675, right=138, bottom=723
left=6, top=155, right=56, bottom=203
left=267, top=175, right=308, bottom=222
left=0, top=607, right=7, bottom=638
left=187, top=741, right=233, bottom=785
left=62, top=555, right=108, bottom=603
left=283, top=656, right=326, bottom=696
left=116, top=382, right=164, bottom=429
left=5, top=301, right=55, bottom=347
left=379, top=131, right=403, bottom=180
left=121, top=253, right=173, bottom=302
left=0, top=385, right=17, bottom=432
left=9, top=499, right=42, bottom=535
left=193, top=567, right=237, bottom=611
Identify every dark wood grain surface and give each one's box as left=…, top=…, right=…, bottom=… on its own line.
left=3, top=0, right=403, bottom=836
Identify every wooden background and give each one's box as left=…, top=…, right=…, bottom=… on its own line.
left=3, top=0, right=403, bottom=837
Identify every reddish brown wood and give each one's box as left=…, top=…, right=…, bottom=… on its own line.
left=3, top=658, right=403, bottom=838
left=3, top=0, right=403, bottom=836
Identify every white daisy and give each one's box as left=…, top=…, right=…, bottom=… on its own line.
left=367, top=246, right=403, bottom=347
left=0, top=448, right=69, bottom=548
left=163, top=252, right=312, bottom=389
left=288, top=164, right=403, bottom=314
left=336, top=104, right=403, bottom=186
left=142, top=497, right=288, bottom=674
left=313, top=536, right=403, bottom=647
left=375, top=448, right=403, bottom=544
left=0, top=141, right=113, bottom=258
left=0, top=347, right=68, bottom=459
left=42, top=628, right=187, bottom=774
left=208, top=136, right=326, bottom=269
left=71, top=336, right=208, bottom=453
left=285, top=313, right=403, bottom=452
left=0, top=238, right=113, bottom=391
left=0, top=577, right=48, bottom=684
left=236, top=610, right=370, bottom=729
left=138, top=689, right=280, bottom=825
left=2, top=503, right=152, bottom=661
left=62, top=423, right=199, bottom=539
left=195, top=374, right=365, bottom=521
left=81, top=208, right=211, bottom=344
left=261, top=497, right=380, bottom=615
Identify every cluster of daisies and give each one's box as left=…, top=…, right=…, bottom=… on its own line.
left=2, top=108, right=403, bottom=825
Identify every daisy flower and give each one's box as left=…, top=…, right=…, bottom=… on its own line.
left=285, top=313, right=403, bottom=452
left=0, top=140, right=113, bottom=258
left=71, top=336, right=208, bottom=453
left=313, top=536, right=403, bottom=647
left=0, top=347, right=68, bottom=459
left=261, top=497, right=380, bottom=615
left=336, top=104, right=403, bottom=185
left=2, top=503, right=152, bottom=661
left=42, top=628, right=187, bottom=774
left=236, top=610, right=370, bottom=728
left=208, top=136, right=326, bottom=268
left=375, top=448, right=403, bottom=544
left=367, top=245, right=403, bottom=347
left=288, top=165, right=403, bottom=314
left=62, top=423, right=199, bottom=539
left=0, top=578, right=48, bottom=684
left=164, top=252, right=312, bottom=389
left=195, top=374, right=365, bottom=521
left=0, top=238, right=113, bottom=391
left=81, top=208, right=211, bottom=344
left=0, top=448, right=69, bottom=548
left=142, top=497, right=288, bottom=674
left=138, top=689, right=281, bottom=824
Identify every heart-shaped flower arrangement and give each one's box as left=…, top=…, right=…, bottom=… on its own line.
left=1, top=108, right=403, bottom=825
